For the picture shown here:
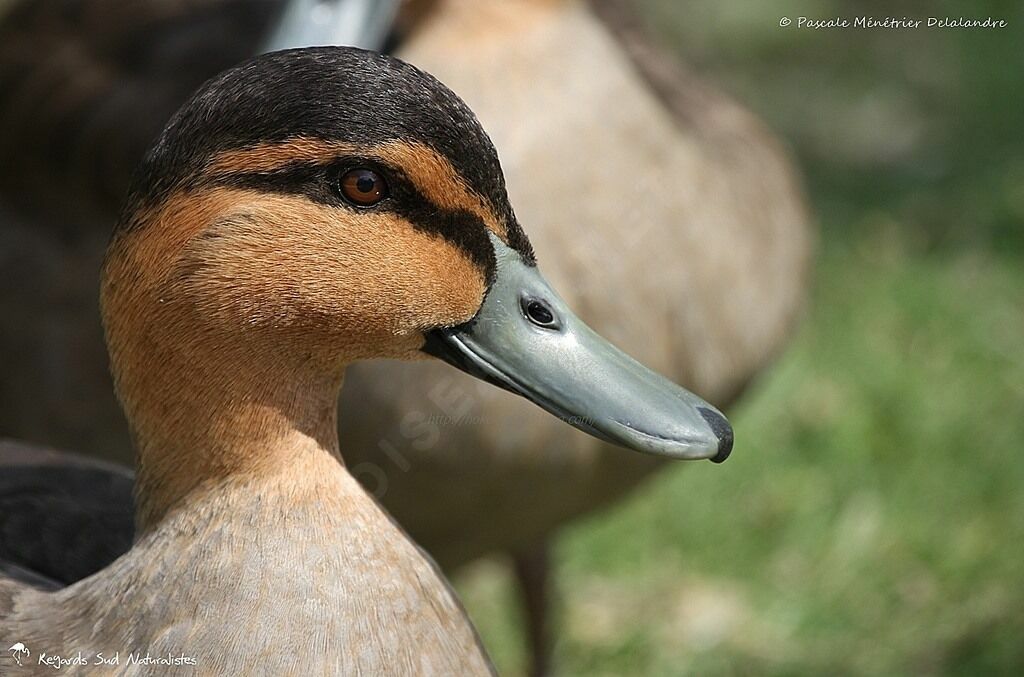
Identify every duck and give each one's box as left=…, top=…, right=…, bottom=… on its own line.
left=0, top=46, right=732, bottom=674
left=0, top=1, right=811, bottom=672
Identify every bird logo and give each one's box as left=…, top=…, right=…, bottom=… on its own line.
left=8, top=642, right=30, bottom=666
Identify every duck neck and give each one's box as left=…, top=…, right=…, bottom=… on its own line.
left=122, top=341, right=350, bottom=533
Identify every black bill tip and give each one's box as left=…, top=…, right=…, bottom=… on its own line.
left=699, top=407, right=734, bottom=463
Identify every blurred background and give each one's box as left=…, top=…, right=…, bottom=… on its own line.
left=0, top=1, right=1021, bottom=675
left=455, top=2, right=1024, bottom=674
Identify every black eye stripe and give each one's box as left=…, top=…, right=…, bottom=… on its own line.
left=204, top=156, right=410, bottom=207
left=202, top=157, right=497, bottom=279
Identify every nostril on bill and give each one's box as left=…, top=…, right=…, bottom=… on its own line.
left=698, top=406, right=734, bottom=463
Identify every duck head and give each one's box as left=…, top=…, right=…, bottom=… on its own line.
left=102, top=47, right=732, bottom=470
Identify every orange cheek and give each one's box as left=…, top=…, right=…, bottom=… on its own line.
left=165, top=192, right=487, bottom=343
left=108, top=187, right=490, bottom=365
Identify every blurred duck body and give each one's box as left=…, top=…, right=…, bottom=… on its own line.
left=352, top=0, right=810, bottom=570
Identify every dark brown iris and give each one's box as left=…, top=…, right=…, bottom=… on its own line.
left=339, top=168, right=388, bottom=206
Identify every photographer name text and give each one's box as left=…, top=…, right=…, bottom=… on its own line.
left=780, top=16, right=1007, bottom=30
left=36, top=650, right=197, bottom=671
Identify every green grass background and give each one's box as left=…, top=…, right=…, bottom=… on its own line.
left=455, top=2, right=1024, bottom=674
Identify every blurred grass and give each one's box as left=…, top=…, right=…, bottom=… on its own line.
left=455, top=1, right=1024, bottom=675
left=558, top=238, right=1024, bottom=675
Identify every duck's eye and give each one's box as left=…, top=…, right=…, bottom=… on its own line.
left=338, top=168, right=388, bottom=207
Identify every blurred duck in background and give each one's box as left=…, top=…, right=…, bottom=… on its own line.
left=0, top=0, right=812, bottom=673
